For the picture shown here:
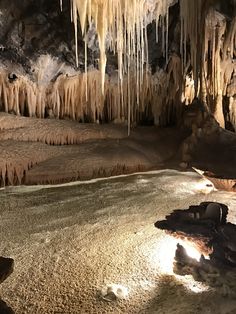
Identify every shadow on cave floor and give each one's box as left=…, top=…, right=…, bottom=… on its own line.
left=142, top=274, right=236, bottom=314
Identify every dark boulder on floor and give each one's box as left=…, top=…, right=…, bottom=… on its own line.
left=0, top=299, right=14, bottom=314
left=0, top=257, right=14, bottom=284
left=0, top=256, right=14, bottom=313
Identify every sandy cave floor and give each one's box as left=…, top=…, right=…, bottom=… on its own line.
left=1, top=170, right=236, bottom=313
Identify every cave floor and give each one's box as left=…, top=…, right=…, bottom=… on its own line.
left=1, top=170, right=236, bottom=314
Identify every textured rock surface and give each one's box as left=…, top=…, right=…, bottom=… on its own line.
left=0, top=0, right=78, bottom=71
left=179, top=100, right=236, bottom=175
left=0, top=111, right=235, bottom=186
left=155, top=202, right=236, bottom=290
left=174, top=243, right=236, bottom=297
left=0, top=113, right=187, bottom=186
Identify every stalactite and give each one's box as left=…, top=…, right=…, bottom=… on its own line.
left=69, top=0, right=176, bottom=95
left=202, top=11, right=236, bottom=127
left=0, top=52, right=184, bottom=128
left=179, top=0, right=206, bottom=93
left=179, top=1, right=236, bottom=128
left=1, top=1, right=235, bottom=129
left=182, top=73, right=195, bottom=105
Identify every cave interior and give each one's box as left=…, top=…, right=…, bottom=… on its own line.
left=0, top=0, right=236, bottom=313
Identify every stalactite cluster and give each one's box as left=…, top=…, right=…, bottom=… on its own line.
left=0, top=0, right=234, bottom=129
left=66, top=0, right=236, bottom=129
left=0, top=53, right=184, bottom=126
left=179, top=0, right=236, bottom=128
left=203, top=11, right=236, bottom=128
left=69, top=0, right=175, bottom=88
left=67, top=0, right=177, bottom=133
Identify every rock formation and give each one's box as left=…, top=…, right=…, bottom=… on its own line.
left=0, top=1, right=235, bottom=129
left=0, top=1, right=235, bottom=185
left=0, top=256, right=14, bottom=314
left=193, top=168, right=236, bottom=192
left=155, top=202, right=236, bottom=295
left=0, top=257, right=14, bottom=285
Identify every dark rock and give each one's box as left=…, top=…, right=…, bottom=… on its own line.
left=155, top=202, right=236, bottom=268
left=0, top=300, right=14, bottom=314
left=8, top=73, right=18, bottom=83
left=0, top=257, right=14, bottom=313
left=0, top=256, right=14, bottom=284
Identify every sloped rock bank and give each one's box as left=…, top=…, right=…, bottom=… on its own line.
left=0, top=113, right=186, bottom=186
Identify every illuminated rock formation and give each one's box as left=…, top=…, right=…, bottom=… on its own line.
left=0, top=0, right=235, bottom=185
left=155, top=202, right=236, bottom=294
left=0, top=0, right=236, bottom=129
left=67, top=0, right=236, bottom=128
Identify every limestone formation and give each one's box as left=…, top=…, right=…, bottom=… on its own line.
left=155, top=202, right=236, bottom=293
left=0, top=1, right=235, bottom=185
left=0, top=1, right=235, bottom=129
left=173, top=243, right=236, bottom=297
